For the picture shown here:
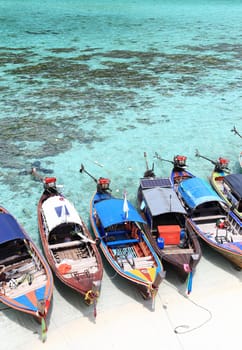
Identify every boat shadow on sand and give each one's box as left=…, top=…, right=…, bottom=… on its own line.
left=198, top=240, right=242, bottom=278
left=0, top=296, right=53, bottom=341
left=151, top=238, right=242, bottom=299
left=51, top=274, right=98, bottom=324
left=101, top=253, right=159, bottom=312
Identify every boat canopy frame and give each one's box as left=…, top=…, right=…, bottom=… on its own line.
left=42, top=196, right=83, bottom=233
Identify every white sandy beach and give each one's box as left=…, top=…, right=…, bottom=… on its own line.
left=1, top=241, right=242, bottom=350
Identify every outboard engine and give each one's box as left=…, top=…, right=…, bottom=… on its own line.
left=44, top=177, right=57, bottom=192
left=97, top=177, right=111, bottom=193
left=173, top=155, right=187, bottom=169
left=215, top=157, right=229, bottom=171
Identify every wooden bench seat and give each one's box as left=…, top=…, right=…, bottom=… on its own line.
left=133, top=256, right=154, bottom=269
left=49, top=240, right=82, bottom=250
left=162, top=247, right=194, bottom=254
left=106, top=238, right=139, bottom=247
left=193, top=215, right=226, bottom=221
left=0, top=253, right=30, bottom=267
left=105, top=230, right=130, bottom=236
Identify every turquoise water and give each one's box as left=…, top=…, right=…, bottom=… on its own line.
left=1, top=0, right=241, bottom=238
left=0, top=1, right=242, bottom=345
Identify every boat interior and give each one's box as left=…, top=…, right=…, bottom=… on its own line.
left=0, top=240, right=47, bottom=299
left=191, top=202, right=242, bottom=244
left=47, top=224, right=99, bottom=276
left=101, top=223, right=156, bottom=271
left=0, top=239, right=30, bottom=268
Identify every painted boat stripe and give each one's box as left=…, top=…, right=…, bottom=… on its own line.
left=14, top=294, right=37, bottom=311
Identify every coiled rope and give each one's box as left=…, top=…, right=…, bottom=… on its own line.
left=158, top=281, right=212, bottom=335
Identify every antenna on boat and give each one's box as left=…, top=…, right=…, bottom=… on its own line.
left=144, top=152, right=149, bottom=171
left=79, top=164, right=98, bottom=182
left=143, top=152, right=155, bottom=178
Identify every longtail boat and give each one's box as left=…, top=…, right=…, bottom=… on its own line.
left=0, top=206, right=53, bottom=342
left=162, top=153, right=242, bottom=269
left=195, top=150, right=242, bottom=221
left=80, top=164, right=165, bottom=305
left=137, top=153, right=201, bottom=294
left=37, top=174, right=103, bottom=317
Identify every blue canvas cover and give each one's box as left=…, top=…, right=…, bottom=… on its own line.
left=94, top=198, right=146, bottom=228
left=0, top=213, right=26, bottom=245
left=178, top=177, right=225, bottom=210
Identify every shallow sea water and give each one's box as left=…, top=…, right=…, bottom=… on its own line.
left=0, top=1, right=242, bottom=348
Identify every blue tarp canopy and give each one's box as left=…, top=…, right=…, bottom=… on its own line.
left=0, top=213, right=26, bottom=245
left=94, top=198, right=146, bottom=228
left=178, top=177, right=225, bottom=210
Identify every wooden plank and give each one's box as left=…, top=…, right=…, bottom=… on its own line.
left=162, top=248, right=194, bottom=254
left=106, top=238, right=139, bottom=247
left=49, top=240, right=81, bottom=250
left=193, top=215, right=226, bottom=221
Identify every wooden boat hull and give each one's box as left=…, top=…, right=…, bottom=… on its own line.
left=187, top=218, right=242, bottom=269
left=137, top=178, right=201, bottom=281
left=170, top=168, right=194, bottom=186
left=210, top=170, right=242, bottom=220
left=90, top=191, right=165, bottom=300
left=142, top=222, right=201, bottom=280
left=0, top=206, right=53, bottom=338
left=37, top=185, right=103, bottom=307
left=171, top=168, right=242, bottom=269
